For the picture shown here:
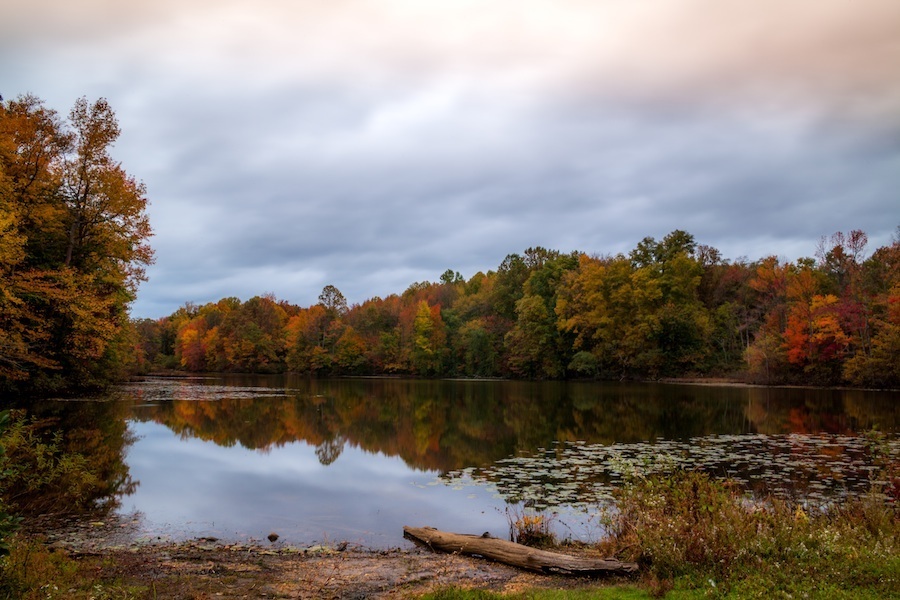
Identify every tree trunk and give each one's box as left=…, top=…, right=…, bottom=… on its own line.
left=403, top=526, right=638, bottom=576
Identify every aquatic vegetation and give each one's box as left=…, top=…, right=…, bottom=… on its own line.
left=120, top=378, right=288, bottom=403
left=442, top=432, right=900, bottom=511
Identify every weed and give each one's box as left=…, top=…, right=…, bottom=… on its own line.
left=506, top=506, right=557, bottom=548
left=602, top=468, right=900, bottom=596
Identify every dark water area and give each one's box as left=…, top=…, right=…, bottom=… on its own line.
left=13, top=375, right=900, bottom=548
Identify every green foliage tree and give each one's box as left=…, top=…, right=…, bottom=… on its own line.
left=506, top=250, right=577, bottom=378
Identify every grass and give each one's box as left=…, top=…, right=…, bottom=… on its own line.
left=506, top=506, right=558, bottom=548
left=603, top=468, right=898, bottom=597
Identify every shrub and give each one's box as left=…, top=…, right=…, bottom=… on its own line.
left=0, top=410, right=23, bottom=557
left=0, top=410, right=105, bottom=517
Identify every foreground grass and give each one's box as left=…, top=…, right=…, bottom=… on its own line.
left=606, top=469, right=899, bottom=598
left=2, top=489, right=897, bottom=600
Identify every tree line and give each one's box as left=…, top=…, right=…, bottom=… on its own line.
left=0, top=94, right=153, bottom=396
left=136, top=228, right=900, bottom=388
left=2, top=95, right=897, bottom=393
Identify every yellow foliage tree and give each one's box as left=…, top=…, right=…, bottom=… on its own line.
left=0, top=95, right=153, bottom=394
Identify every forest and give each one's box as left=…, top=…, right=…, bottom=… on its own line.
left=135, top=228, right=900, bottom=388
left=2, top=95, right=899, bottom=394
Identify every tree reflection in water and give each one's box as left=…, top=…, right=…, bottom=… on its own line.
left=21, top=376, right=898, bottom=546
left=5, top=397, right=137, bottom=518
left=124, top=376, right=899, bottom=475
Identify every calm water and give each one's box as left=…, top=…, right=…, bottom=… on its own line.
left=25, top=376, right=900, bottom=548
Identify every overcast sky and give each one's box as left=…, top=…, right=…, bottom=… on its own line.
left=3, top=0, right=898, bottom=318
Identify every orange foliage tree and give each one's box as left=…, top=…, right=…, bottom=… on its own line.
left=1, top=95, right=153, bottom=395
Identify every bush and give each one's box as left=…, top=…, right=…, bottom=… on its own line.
left=0, top=411, right=23, bottom=557
left=0, top=410, right=105, bottom=517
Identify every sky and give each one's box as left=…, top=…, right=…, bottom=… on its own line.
left=3, top=0, right=898, bottom=319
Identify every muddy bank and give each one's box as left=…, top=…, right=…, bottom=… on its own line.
left=26, top=516, right=627, bottom=599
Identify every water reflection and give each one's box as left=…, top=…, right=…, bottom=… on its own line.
left=124, top=376, right=899, bottom=474
left=4, top=399, right=137, bottom=517
left=18, top=376, right=900, bottom=546
left=123, top=419, right=492, bottom=547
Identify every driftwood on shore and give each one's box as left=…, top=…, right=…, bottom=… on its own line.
left=403, top=526, right=639, bottom=576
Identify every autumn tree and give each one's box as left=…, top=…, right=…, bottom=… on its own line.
left=843, top=236, right=900, bottom=387
left=556, top=253, right=651, bottom=378
left=217, top=295, right=287, bottom=372
left=745, top=257, right=791, bottom=382
left=283, top=286, right=352, bottom=374
left=0, top=95, right=153, bottom=395
left=285, top=305, right=331, bottom=374
left=130, top=223, right=900, bottom=387
left=411, top=300, right=448, bottom=375
left=318, top=285, right=348, bottom=318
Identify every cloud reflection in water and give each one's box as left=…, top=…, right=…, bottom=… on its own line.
left=122, top=420, right=506, bottom=547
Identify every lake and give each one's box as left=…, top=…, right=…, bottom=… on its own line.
left=21, top=375, right=900, bottom=548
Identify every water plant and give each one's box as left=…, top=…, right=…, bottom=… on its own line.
left=442, top=433, right=900, bottom=514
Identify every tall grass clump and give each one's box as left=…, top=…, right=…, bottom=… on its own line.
left=506, top=506, right=557, bottom=548
left=601, top=468, right=899, bottom=597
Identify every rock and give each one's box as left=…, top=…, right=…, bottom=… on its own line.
left=267, top=532, right=279, bottom=543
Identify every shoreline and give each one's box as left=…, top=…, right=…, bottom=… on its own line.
left=21, top=518, right=624, bottom=599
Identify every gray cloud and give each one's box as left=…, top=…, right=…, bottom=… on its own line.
left=2, top=1, right=897, bottom=317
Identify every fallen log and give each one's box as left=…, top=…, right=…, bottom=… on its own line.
left=403, top=526, right=638, bottom=576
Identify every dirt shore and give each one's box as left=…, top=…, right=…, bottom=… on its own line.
left=32, top=517, right=630, bottom=599
left=78, top=541, right=627, bottom=598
